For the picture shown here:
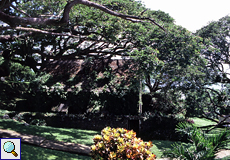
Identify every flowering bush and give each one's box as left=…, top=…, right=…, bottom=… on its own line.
left=91, top=127, right=156, bottom=160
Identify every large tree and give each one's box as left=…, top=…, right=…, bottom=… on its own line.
left=0, top=0, right=169, bottom=113
left=0, top=0, right=165, bottom=74
left=129, top=24, right=208, bottom=115
left=0, top=0, right=212, bottom=120
left=193, top=15, right=230, bottom=129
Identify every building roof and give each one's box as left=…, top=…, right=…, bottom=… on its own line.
left=42, top=58, right=138, bottom=92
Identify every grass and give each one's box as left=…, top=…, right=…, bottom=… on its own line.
left=21, top=143, right=91, bottom=160
left=0, top=118, right=99, bottom=146
left=150, top=140, right=182, bottom=158
left=150, top=140, right=193, bottom=158
left=0, top=110, right=229, bottom=159
left=192, top=117, right=217, bottom=127
left=0, top=109, right=98, bottom=159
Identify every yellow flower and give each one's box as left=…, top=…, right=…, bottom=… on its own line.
left=117, top=137, right=124, bottom=143
left=125, top=132, right=132, bottom=139
left=112, top=128, right=117, bottom=134
left=114, top=132, right=120, bottom=138
left=126, top=142, right=131, bottom=148
left=102, top=127, right=111, bottom=135
left=93, top=135, right=102, bottom=142
left=133, top=137, right=141, bottom=144
left=103, top=135, right=110, bottom=142
left=98, top=142, right=104, bottom=149
left=146, top=141, right=153, bottom=148
left=125, top=130, right=136, bottom=140
left=109, top=151, right=116, bottom=159
left=133, top=143, right=139, bottom=150
left=147, top=153, right=156, bottom=160
left=117, top=128, right=127, bottom=134
left=129, top=130, right=136, bottom=136
left=117, top=145, right=125, bottom=152
left=140, top=141, right=145, bottom=147
left=140, top=147, right=145, bottom=153
left=145, top=150, right=151, bottom=155
left=91, top=145, right=96, bottom=151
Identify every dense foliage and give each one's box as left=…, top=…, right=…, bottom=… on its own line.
left=0, top=0, right=167, bottom=114
left=187, top=15, right=230, bottom=127
left=2, top=1, right=230, bottom=160
left=131, top=25, right=208, bottom=115
left=164, top=122, right=230, bottom=160
left=1, top=0, right=230, bottom=136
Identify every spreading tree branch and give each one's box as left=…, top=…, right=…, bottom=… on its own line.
left=0, top=0, right=165, bottom=31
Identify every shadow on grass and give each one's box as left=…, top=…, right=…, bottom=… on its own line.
left=150, top=140, right=192, bottom=158
left=0, top=119, right=100, bottom=146
left=21, top=143, right=92, bottom=160
left=218, top=156, right=230, bottom=160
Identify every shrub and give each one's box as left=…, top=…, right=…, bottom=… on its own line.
left=164, top=122, right=230, bottom=160
left=91, top=127, right=156, bottom=160
left=141, top=114, right=186, bottom=141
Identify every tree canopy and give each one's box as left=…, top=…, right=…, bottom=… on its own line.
left=0, top=0, right=170, bottom=114
left=188, top=15, right=230, bottom=128
left=1, top=0, right=228, bottom=129
left=0, top=0, right=166, bottom=73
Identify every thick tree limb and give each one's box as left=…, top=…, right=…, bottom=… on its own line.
left=0, top=0, right=165, bottom=30
left=0, top=11, right=61, bottom=27
left=0, top=26, right=79, bottom=43
left=15, top=27, right=79, bottom=38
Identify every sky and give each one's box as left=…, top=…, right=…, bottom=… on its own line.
left=141, top=0, right=230, bottom=33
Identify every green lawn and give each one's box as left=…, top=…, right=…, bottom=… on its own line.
left=0, top=110, right=229, bottom=159
left=0, top=109, right=98, bottom=159
left=192, top=117, right=217, bottom=127
left=0, top=118, right=99, bottom=146
left=151, top=140, right=181, bottom=158
left=21, top=143, right=91, bottom=160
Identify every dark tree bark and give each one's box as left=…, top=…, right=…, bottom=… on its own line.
left=0, top=0, right=164, bottom=30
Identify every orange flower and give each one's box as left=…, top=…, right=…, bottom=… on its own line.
left=126, top=149, right=132, bottom=158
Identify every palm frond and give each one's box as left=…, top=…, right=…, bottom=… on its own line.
left=164, top=122, right=230, bottom=160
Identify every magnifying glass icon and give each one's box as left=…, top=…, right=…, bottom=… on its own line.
left=3, top=141, right=18, bottom=157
